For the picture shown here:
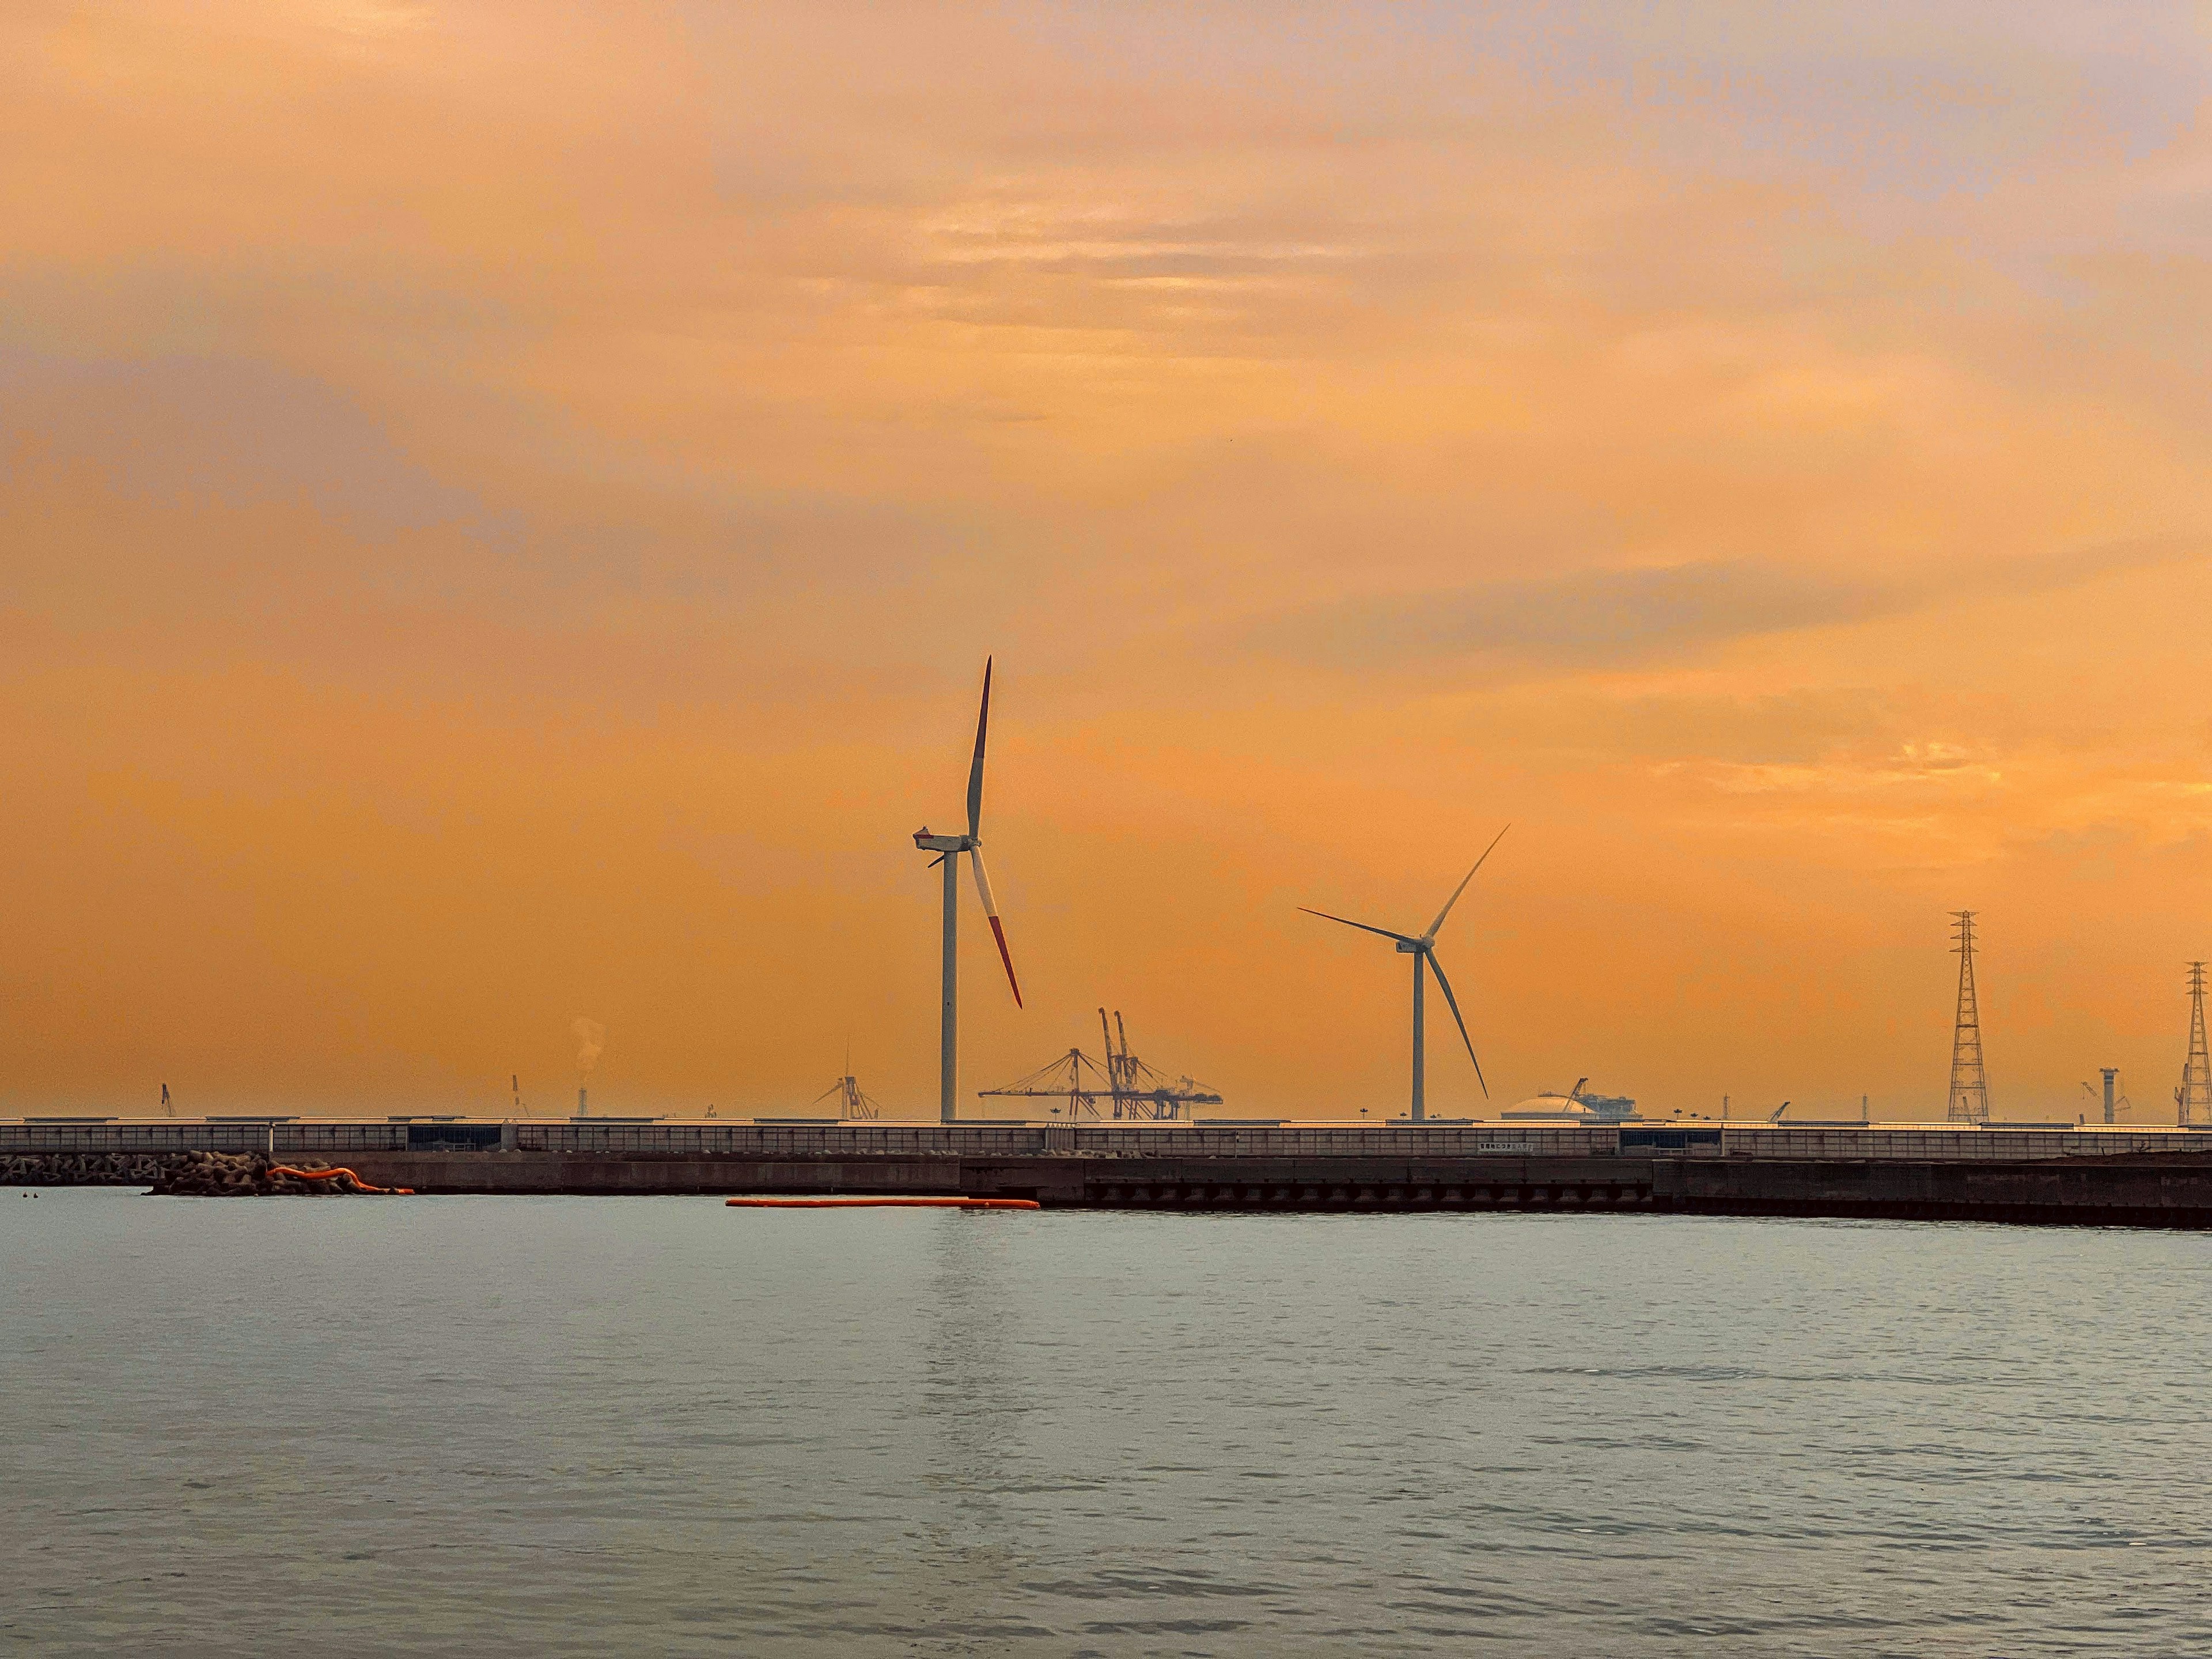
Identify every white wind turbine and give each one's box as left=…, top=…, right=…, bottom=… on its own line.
left=1301, top=825, right=1509, bottom=1122
left=912, top=658, right=1024, bottom=1122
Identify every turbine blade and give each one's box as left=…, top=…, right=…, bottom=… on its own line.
left=1297, top=907, right=1419, bottom=945
left=1425, top=823, right=1510, bottom=938
left=1425, top=950, right=1487, bottom=1097
left=970, top=843, right=1001, bottom=916
left=969, top=847, right=1023, bottom=1007
left=987, top=916, right=1022, bottom=1009
left=967, top=656, right=993, bottom=839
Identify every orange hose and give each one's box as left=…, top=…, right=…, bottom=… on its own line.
left=267, top=1164, right=414, bottom=1195
left=725, top=1196, right=1039, bottom=1210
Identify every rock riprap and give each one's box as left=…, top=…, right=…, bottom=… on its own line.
left=3, top=1151, right=409, bottom=1195
left=150, top=1152, right=411, bottom=1196
left=2, top=1152, right=169, bottom=1187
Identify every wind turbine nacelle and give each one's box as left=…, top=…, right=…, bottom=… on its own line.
left=914, top=831, right=971, bottom=853
left=1395, top=938, right=1425, bottom=954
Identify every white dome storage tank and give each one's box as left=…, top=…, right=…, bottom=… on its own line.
left=1500, top=1081, right=1639, bottom=1122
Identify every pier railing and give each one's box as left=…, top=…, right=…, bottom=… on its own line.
left=0, top=1121, right=410, bottom=1154
left=511, top=1121, right=1634, bottom=1158
left=4, top=1119, right=2207, bottom=1161
left=1714, top=1126, right=2204, bottom=1160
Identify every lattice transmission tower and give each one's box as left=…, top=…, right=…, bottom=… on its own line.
left=1946, top=910, right=1990, bottom=1123
left=2179, top=962, right=2212, bottom=1128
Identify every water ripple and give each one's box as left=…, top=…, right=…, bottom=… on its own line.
left=4, top=1194, right=2211, bottom=1656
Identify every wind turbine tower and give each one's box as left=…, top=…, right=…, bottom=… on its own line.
left=912, top=659, right=1024, bottom=1123
left=1301, top=826, right=1508, bottom=1122
left=2179, top=962, right=2211, bottom=1127
left=1946, top=910, right=1990, bottom=1124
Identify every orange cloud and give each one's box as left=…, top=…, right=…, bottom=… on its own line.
left=5, top=1, right=2211, bottom=1122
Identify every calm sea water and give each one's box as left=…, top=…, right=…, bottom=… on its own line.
left=3, top=1190, right=2207, bottom=1656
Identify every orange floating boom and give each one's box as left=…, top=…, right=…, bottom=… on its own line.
left=267, top=1164, right=415, bottom=1195
left=725, top=1196, right=1039, bottom=1210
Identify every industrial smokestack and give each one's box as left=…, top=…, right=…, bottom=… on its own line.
left=2102, top=1067, right=2118, bottom=1126
left=571, top=1018, right=605, bottom=1120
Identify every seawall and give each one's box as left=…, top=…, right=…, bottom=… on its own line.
left=316, top=1147, right=2212, bottom=1226
left=10, top=1121, right=2212, bottom=1225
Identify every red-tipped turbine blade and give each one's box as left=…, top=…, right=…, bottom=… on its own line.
left=969, top=847, right=1022, bottom=1007
left=987, top=914, right=1023, bottom=1009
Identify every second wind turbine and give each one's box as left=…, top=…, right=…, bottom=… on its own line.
left=1301, top=826, right=1509, bottom=1123
left=912, top=658, right=1024, bottom=1123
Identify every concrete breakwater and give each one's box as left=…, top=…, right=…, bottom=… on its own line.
left=10, top=1122, right=2212, bottom=1224
left=320, top=1145, right=2212, bottom=1226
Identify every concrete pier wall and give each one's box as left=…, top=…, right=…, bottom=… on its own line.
left=318, top=1147, right=2212, bottom=1226
left=11, top=1121, right=2212, bottom=1224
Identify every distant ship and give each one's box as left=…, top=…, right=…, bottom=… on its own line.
left=1499, top=1077, right=1641, bottom=1123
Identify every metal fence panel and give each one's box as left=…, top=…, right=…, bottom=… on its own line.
left=1717, top=1126, right=2204, bottom=1160
left=6, top=1119, right=2203, bottom=1161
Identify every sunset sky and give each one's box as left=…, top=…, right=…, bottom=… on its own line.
left=7, top=2, right=2212, bottom=1121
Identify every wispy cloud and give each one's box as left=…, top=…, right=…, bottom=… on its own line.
left=1257, top=560, right=1887, bottom=667
left=1251, top=539, right=2202, bottom=673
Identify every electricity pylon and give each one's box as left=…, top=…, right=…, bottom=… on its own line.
left=2179, top=963, right=2211, bottom=1128
left=1946, top=911, right=1990, bottom=1123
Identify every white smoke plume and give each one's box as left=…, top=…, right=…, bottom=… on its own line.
left=572, top=1017, right=606, bottom=1078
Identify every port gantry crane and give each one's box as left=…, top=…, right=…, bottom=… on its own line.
left=978, top=1009, right=1224, bottom=1121
left=813, top=1041, right=884, bottom=1119
left=815, top=1073, right=884, bottom=1120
